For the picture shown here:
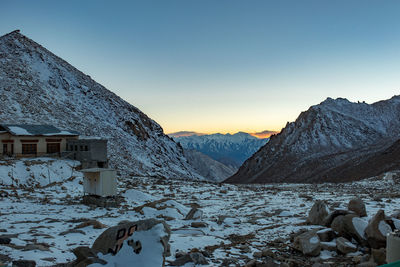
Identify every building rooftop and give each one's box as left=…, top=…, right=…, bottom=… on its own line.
left=0, top=124, right=79, bottom=136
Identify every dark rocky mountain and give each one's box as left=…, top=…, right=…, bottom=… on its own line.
left=183, top=149, right=237, bottom=182
left=0, top=30, right=202, bottom=179
left=226, top=96, right=400, bottom=183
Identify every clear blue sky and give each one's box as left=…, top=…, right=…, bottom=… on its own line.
left=1, top=0, right=400, bottom=133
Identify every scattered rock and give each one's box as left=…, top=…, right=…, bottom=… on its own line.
left=331, top=215, right=346, bottom=236
left=170, top=252, right=208, bottom=266
left=191, top=222, right=207, bottom=228
left=59, top=229, right=86, bottom=236
left=72, top=246, right=107, bottom=266
left=308, top=200, right=329, bottom=225
left=0, top=236, right=11, bottom=244
left=348, top=197, right=367, bottom=217
left=217, top=215, right=228, bottom=225
left=22, top=244, right=50, bottom=252
left=190, top=252, right=208, bottom=265
left=253, top=251, right=262, bottom=258
left=74, top=219, right=107, bottom=230
left=345, top=216, right=368, bottom=245
left=293, top=229, right=321, bottom=256
left=316, top=228, right=336, bottom=242
left=356, top=262, right=377, bottom=267
left=12, top=260, right=36, bottom=267
left=261, top=248, right=275, bottom=257
left=336, top=237, right=357, bottom=254
left=391, top=209, right=400, bottom=219
left=184, top=207, right=203, bottom=220
left=320, top=241, right=336, bottom=251
left=245, top=259, right=257, bottom=267
left=365, top=210, right=389, bottom=249
left=324, top=209, right=353, bottom=227
left=371, top=248, right=386, bottom=265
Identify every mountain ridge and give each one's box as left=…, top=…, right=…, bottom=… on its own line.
left=226, top=96, right=400, bottom=183
left=0, top=30, right=202, bottom=179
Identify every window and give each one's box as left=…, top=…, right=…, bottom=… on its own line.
left=75, top=145, right=78, bottom=151
left=85, top=145, right=89, bottom=151
left=11, top=144, right=14, bottom=154
left=2, top=144, right=7, bottom=155
left=22, top=144, right=37, bottom=154
left=80, top=145, right=84, bottom=151
left=47, top=143, right=60, bottom=154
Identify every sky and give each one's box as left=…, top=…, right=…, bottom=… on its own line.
left=1, top=1, right=400, bottom=134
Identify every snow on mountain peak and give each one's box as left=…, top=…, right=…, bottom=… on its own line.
left=0, top=30, right=203, bottom=179
left=227, top=95, right=400, bottom=184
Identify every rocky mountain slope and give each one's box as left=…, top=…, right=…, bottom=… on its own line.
left=183, top=149, right=237, bottom=182
left=226, top=96, right=400, bottom=183
left=0, top=30, right=202, bottom=179
left=171, top=132, right=268, bottom=168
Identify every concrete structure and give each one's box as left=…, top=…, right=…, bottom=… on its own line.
left=387, top=231, right=400, bottom=263
left=0, top=124, right=79, bottom=157
left=81, top=168, right=117, bottom=197
left=65, top=138, right=108, bottom=168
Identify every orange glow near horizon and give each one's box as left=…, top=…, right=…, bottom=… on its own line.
left=166, top=129, right=281, bottom=138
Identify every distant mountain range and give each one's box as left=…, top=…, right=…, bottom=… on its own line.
left=170, top=132, right=269, bottom=169
left=226, top=96, right=400, bottom=184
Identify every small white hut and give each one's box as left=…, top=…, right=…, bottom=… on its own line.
left=81, top=168, right=117, bottom=197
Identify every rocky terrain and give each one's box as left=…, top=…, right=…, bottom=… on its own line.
left=172, top=132, right=268, bottom=169
left=227, top=96, right=400, bottom=184
left=0, top=30, right=202, bottom=180
left=0, top=158, right=399, bottom=266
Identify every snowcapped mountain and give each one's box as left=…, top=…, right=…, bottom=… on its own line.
left=0, top=30, right=202, bottom=179
left=168, top=131, right=206, bottom=138
left=171, top=132, right=269, bottom=168
left=226, top=96, right=400, bottom=183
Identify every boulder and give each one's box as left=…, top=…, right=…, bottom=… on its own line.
left=191, top=222, right=207, bottom=228
left=74, top=219, right=170, bottom=267
left=293, top=229, right=321, bottom=256
left=371, top=248, right=386, bottom=265
left=391, top=209, right=400, bottom=219
left=170, top=252, right=208, bottom=266
left=336, top=237, right=357, bottom=254
left=342, top=214, right=368, bottom=246
left=348, top=197, right=367, bottom=217
left=0, top=236, right=11, bottom=245
left=331, top=215, right=346, bottom=236
left=324, top=209, right=353, bottom=227
left=184, top=208, right=203, bottom=220
left=307, top=200, right=329, bottom=225
left=316, top=228, right=336, bottom=242
left=72, top=246, right=107, bottom=266
left=365, top=210, right=390, bottom=249
left=12, top=260, right=36, bottom=267
left=320, top=241, right=337, bottom=251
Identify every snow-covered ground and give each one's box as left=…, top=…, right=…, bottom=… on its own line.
left=0, top=159, right=399, bottom=266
